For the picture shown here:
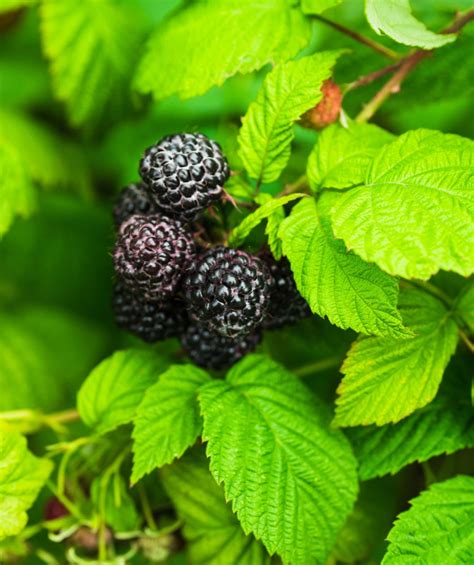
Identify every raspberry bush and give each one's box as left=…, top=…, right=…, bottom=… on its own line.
left=0, top=1, right=473, bottom=564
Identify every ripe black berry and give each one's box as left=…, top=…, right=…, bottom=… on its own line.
left=183, top=247, right=272, bottom=338
left=181, top=323, right=261, bottom=370
left=139, top=133, right=230, bottom=221
left=114, top=214, right=195, bottom=302
left=113, top=283, right=188, bottom=342
left=113, top=182, right=161, bottom=228
left=261, top=254, right=311, bottom=330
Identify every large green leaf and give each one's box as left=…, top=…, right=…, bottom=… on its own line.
left=161, top=448, right=269, bottom=564
left=131, top=365, right=211, bottom=484
left=199, top=354, right=358, bottom=564
left=383, top=475, right=474, bottom=564
left=365, top=0, right=456, bottom=49
left=229, top=194, right=305, bottom=247
left=238, top=51, right=343, bottom=185
left=40, top=0, right=146, bottom=127
left=135, top=0, right=310, bottom=101
left=78, top=350, right=168, bottom=435
left=348, top=364, right=474, bottom=479
left=331, top=129, right=474, bottom=280
left=335, top=287, right=459, bottom=427
left=0, top=430, right=52, bottom=540
left=280, top=195, right=408, bottom=338
left=307, top=123, right=394, bottom=191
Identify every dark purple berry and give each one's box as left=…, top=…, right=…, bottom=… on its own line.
left=181, top=323, right=261, bottom=370
left=113, top=182, right=161, bottom=228
left=139, top=133, right=230, bottom=221
left=261, top=254, right=311, bottom=330
left=183, top=246, right=272, bottom=338
left=113, top=283, right=188, bottom=342
left=114, top=214, right=195, bottom=302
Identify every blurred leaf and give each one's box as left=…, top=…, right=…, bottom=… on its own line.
left=301, top=0, right=343, bottom=15
left=91, top=474, right=140, bottom=532
left=78, top=349, right=168, bottom=435
left=0, top=0, right=36, bottom=13
left=0, top=430, right=52, bottom=540
left=161, top=447, right=269, bottom=564
left=331, top=130, right=474, bottom=280
left=365, top=0, right=456, bottom=48
left=132, top=365, right=211, bottom=483
left=280, top=194, right=408, bottom=338
left=199, top=354, right=358, bottom=565
left=0, top=194, right=113, bottom=322
left=382, top=475, right=474, bottom=563
left=0, top=306, right=107, bottom=411
left=335, top=287, right=459, bottom=427
left=307, top=123, right=394, bottom=191
left=238, top=51, right=343, bottom=184
left=134, top=0, right=311, bottom=101
left=455, top=282, right=474, bottom=333
left=40, top=0, right=147, bottom=128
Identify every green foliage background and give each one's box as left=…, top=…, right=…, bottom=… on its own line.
left=0, top=0, right=473, bottom=564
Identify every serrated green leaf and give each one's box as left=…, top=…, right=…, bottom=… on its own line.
left=131, top=365, right=211, bottom=484
left=383, top=475, right=474, bottom=564
left=161, top=447, right=269, bottom=565
left=456, top=282, right=474, bottom=333
left=238, top=51, right=343, bottom=185
left=134, top=0, right=310, bottom=101
left=229, top=193, right=305, bottom=247
left=78, top=350, right=168, bottom=435
left=335, top=287, right=459, bottom=427
left=348, top=362, right=474, bottom=479
left=280, top=194, right=408, bottom=338
left=91, top=475, right=140, bottom=533
left=307, top=123, right=394, bottom=191
left=258, top=193, right=286, bottom=260
left=40, top=0, right=146, bottom=127
left=365, top=0, right=456, bottom=49
left=331, top=129, right=474, bottom=280
left=301, top=0, right=343, bottom=15
left=0, top=430, right=52, bottom=540
left=199, top=354, right=358, bottom=565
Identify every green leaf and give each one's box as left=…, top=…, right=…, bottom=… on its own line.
left=301, top=0, right=342, bottom=15
left=307, top=123, right=394, bottom=191
left=331, top=129, right=474, bottom=280
left=382, top=475, right=474, bottom=564
left=332, top=479, right=396, bottom=563
left=199, top=354, right=358, bottom=564
left=280, top=194, right=408, bottom=337
left=0, top=430, right=52, bottom=540
left=0, top=143, right=35, bottom=238
left=238, top=51, right=343, bottom=185
left=91, top=475, right=140, bottom=532
left=131, top=365, right=211, bottom=484
left=0, top=0, right=36, bottom=13
left=229, top=193, right=305, bottom=247
left=78, top=350, right=168, bottom=435
left=161, top=447, right=269, bottom=565
left=334, top=287, right=459, bottom=427
left=456, top=282, right=474, bottom=333
left=365, top=0, right=456, bottom=49
left=348, top=364, right=474, bottom=480
left=259, top=194, right=286, bottom=260
left=40, top=0, right=146, bottom=127
left=134, top=0, right=311, bottom=101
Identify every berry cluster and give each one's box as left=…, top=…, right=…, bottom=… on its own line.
left=112, top=133, right=310, bottom=369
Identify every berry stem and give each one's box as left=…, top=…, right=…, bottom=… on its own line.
left=293, top=355, right=344, bottom=378
left=355, top=8, right=474, bottom=123
left=344, top=62, right=402, bottom=92
left=312, top=14, right=401, bottom=60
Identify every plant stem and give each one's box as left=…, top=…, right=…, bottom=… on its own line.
left=355, top=8, right=474, bottom=123
left=345, top=62, right=402, bottom=92
left=138, top=482, right=158, bottom=531
left=407, top=280, right=453, bottom=308
left=294, top=355, right=343, bottom=378
left=312, top=14, right=401, bottom=60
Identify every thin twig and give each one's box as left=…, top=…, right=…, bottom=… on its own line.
left=355, top=8, right=474, bottom=123
left=312, top=14, right=401, bottom=60
left=345, top=62, right=402, bottom=92
left=294, top=356, right=344, bottom=378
